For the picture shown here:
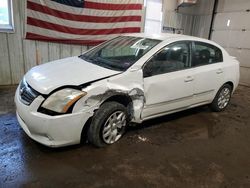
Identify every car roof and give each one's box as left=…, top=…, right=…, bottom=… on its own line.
left=123, top=33, right=220, bottom=47
left=123, top=33, right=184, bottom=40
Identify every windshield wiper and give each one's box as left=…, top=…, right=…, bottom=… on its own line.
left=79, top=55, right=123, bottom=71
left=95, top=57, right=123, bottom=71
left=79, top=55, right=101, bottom=65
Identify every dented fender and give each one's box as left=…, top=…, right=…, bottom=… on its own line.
left=73, top=70, right=145, bottom=123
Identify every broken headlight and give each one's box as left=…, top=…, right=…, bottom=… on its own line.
left=41, top=88, right=87, bottom=114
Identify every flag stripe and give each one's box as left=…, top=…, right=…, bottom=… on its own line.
left=27, top=1, right=141, bottom=23
left=51, top=0, right=84, bottom=8
left=27, top=17, right=141, bottom=35
left=30, top=0, right=142, bottom=16
left=27, top=25, right=123, bottom=39
left=28, top=10, right=140, bottom=29
left=26, top=0, right=143, bottom=45
left=84, top=1, right=142, bottom=10
left=88, top=0, right=143, bottom=4
left=26, top=32, right=106, bottom=45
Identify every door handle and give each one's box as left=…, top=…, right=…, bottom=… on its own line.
left=216, top=68, right=223, bottom=74
left=184, top=76, right=194, bottom=82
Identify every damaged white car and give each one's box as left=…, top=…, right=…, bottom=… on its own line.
left=15, top=33, right=240, bottom=147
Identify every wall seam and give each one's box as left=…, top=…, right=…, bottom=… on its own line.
left=19, top=0, right=26, bottom=74
left=6, top=34, right=13, bottom=84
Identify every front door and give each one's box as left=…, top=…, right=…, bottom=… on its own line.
left=142, top=41, right=194, bottom=119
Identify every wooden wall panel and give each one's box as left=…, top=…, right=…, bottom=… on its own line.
left=81, top=46, right=88, bottom=54
left=36, top=41, right=49, bottom=65
left=23, top=40, right=37, bottom=71
left=0, top=34, right=12, bottom=85
left=60, top=44, right=71, bottom=59
left=6, top=0, right=25, bottom=84
left=0, top=0, right=89, bottom=85
left=71, top=45, right=82, bottom=57
left=48, top=43, right=60, bottom=61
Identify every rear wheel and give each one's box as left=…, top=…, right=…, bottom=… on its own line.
left=87, top=102, right=128, bottom=147
left=210, top=84, right=232, bottom=112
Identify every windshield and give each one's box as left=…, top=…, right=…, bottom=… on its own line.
left=79, top=36, right=161, bottom=71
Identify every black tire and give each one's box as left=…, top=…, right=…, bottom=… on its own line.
left=87, top=101, right=128, bottom=147
left=210, top=84, right=233, bottom=112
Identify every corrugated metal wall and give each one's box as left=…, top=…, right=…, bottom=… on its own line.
left=211, top=0, right=250, bottom=86
left=162, top=0, right=215, bottom=39
left=0, top=0, right=89, bottom=85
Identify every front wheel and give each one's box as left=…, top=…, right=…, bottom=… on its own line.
left=210, top=84, right=232, bottom=112
left=87, top=102, right=128, bottom=147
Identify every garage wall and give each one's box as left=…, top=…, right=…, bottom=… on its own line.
left=162, top=0, right=215, bottom=39
left=178, top=0, right=215, bottom=39
left=162, top=0, right=193, bottom=35
left=0, top=0, right=88, bottom=86
left=211, top=0, right=250, bottom=86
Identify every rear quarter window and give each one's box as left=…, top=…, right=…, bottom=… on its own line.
left=192, top=42, right=223, bottom=67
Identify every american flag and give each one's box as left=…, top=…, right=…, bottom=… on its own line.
left=25, top=0, right=143, bottom=45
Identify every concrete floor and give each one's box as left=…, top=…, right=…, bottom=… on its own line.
left=0, top=85, right=250, bottom=188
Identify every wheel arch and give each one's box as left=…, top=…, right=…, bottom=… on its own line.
left=213, top=81, right=234, bottom=100
left=210, top=81, right=234, bottom=112
left=101, top=94, right=134, bottom=118
left=80, top=93, right=134, bottom=143
left=102, top=94, right=133, bottom=107
left=224, top=81, right=234, bottom=90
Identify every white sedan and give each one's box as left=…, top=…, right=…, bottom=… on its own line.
left=15, top=33, right=240, bottom=147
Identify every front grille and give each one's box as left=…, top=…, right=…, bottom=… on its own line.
left=19, top=79, right=39, bottom=105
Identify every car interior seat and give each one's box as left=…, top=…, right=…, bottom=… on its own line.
left=199, top=49, right=210, bottom=64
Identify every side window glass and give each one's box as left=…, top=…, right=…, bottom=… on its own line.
left=192, top=42, right=223, bottom=67
left=143, top=42, right=190, bottom=77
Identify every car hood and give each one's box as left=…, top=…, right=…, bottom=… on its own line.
left=25, top=56, right=120, bottom=94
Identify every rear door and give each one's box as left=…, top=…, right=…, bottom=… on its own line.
left=191, top=41, right=225, bottom=105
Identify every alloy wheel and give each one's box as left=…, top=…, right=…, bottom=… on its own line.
left=102, top=111, right=126, bottom=144
left=218, top=87, right=231, bottom=109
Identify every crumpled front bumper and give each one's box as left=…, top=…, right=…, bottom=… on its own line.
left=15, top=85, right=92, bottom=147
